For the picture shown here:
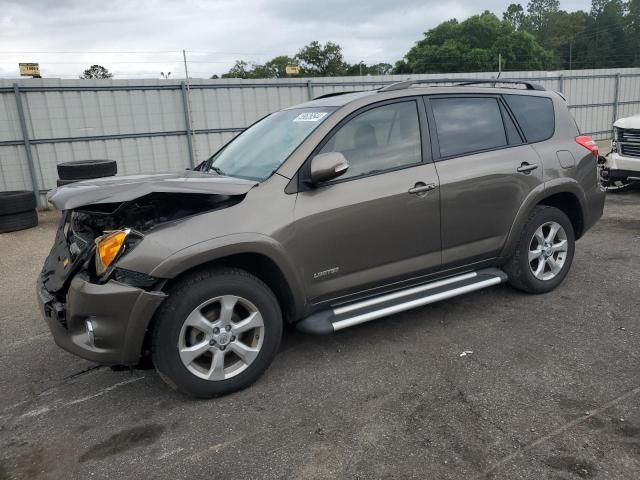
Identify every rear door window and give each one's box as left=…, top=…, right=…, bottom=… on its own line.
left=430, top=97, right=507, bottom=157
left=503, top=95, right=555, bottom=143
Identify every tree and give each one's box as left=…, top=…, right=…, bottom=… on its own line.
left=79, top=65, right=113, bottom=79
left=526, top=0, right=560, bottom=33
left=221, top=60, right=253, bottom=79
left=397, top=11, right=555, bottom=73
left=571, top=0, right=630, bottom=68
left=504, top=3, right=526, bottom=29
left=630, top=0, right=640, bottom=65
left=264, top=55, right=298, bottom=77
left=222, top=56, right=299, bottom=79
left=295, top=41, right=347, bottom=76
left=344, top=62, right=393, bottom=76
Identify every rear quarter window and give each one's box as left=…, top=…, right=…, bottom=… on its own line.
left=504, top=95, right=555, bottom=143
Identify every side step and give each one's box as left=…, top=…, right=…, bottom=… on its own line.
left=296, top=268, right=508, bottom=335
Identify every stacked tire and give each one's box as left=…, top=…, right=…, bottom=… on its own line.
left=56, top=159, right=118, bottom=187
left=0, top=191, right=38, bottom=233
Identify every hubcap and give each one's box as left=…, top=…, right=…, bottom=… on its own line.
left=177, top=295, right=264, bottom=381
left=528, top=221, right=569, bottom=281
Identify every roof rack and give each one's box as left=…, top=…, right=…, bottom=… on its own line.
left=313, top=90, right=364, bottom=100
left=379, top=78, right=546, bottom=92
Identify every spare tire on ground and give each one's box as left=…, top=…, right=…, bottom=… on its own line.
left=57, top=159, right=117, bottom=180
left=0, top=190, right=37, bottom=215
left=0, top=210, right=38, bottom=233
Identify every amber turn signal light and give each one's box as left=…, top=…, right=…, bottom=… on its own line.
left=95, top=229, right=129, bottom=275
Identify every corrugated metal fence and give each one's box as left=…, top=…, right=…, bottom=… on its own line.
left=1, top=68, right=639, bottom=197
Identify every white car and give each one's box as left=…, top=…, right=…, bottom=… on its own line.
left=601, top=114, right=640, bottom=191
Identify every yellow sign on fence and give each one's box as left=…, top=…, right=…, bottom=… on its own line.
left=19, top=63, right=41, bottom=77
left=285, top=65, right=300, bottom=75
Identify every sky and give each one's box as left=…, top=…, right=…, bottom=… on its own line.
left=0, top=0, right=592, bottom=79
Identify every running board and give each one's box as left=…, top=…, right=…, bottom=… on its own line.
left=296, top=268, right=508, bottom=335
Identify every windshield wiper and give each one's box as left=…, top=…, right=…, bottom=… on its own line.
left=210, top=165, right=226, bottom=176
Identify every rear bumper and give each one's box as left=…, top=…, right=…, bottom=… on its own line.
left=38, top=273, right=166, bottom=365
left=583, top=183, right=606, bottom=235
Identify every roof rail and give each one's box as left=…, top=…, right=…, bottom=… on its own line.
left=313, top=90, right=364, bottom=100
left=379, top=78, right=546, bottom=92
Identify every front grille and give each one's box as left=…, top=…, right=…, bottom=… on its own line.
left=618, top=128, right=640, bottom=143
left=621, top=143, right=640, bottom=158
left=618, top=128, right=640, bottom=158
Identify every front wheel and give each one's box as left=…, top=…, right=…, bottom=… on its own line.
left=505, top=206, right=575, bottom=294
left=152, top=267, right=282, bottom=398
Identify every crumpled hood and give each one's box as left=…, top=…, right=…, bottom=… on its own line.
left=614, top=114, right=640, bottom=130
left=47, top=171, right=258, bottom=210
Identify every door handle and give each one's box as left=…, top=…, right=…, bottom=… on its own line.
left=408, top=183, right=436, bottom=195
left=517, top=162, right=539, bottom=174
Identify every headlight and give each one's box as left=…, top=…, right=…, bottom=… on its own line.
left=613, top=127, right=619, bottom=141
left=95, top=229, right=130, bottom=276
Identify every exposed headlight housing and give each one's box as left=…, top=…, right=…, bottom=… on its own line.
left=95, top=229, right=131, bottom=276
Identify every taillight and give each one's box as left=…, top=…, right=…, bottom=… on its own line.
left=576, top=135, right=598, bottom=157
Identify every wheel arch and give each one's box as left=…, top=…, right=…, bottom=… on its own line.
left=501, top=180, right=587, bottom=258
left=137, top=241, right=305, bottom=366
left=537, top=192, right=584, bottom=239
left=161, top=252, right=299, bottom=324
left=149, top=233, right=306, bottom=323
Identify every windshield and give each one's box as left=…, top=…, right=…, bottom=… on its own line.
left=205, top=107, right=335, bottom=180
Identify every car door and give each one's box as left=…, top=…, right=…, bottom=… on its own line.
left=424, top=94, right=544, bottom=266
left=289, top=98, right=442, bottom=304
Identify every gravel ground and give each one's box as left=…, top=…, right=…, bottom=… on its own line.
left=0, top=193, right=639, bottom=480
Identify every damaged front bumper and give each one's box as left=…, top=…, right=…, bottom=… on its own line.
left=38, top=273, right=166, bottom=365
left=601, top=152, right=640, bottom=181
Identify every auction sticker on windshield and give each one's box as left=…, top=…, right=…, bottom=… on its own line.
left=293, top=112, right=328, bottom=122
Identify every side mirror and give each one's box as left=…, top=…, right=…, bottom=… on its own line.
left=309, top=152, right=349, bottom=185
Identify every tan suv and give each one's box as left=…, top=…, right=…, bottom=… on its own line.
left=39, top=79, right=605, bottom=397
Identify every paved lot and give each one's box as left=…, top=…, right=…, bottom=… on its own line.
left=0, top=193, right=639, bottom=480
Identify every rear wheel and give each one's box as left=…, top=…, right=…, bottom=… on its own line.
left=505, top=206, right=575, bottom=293
left=152, top=267, right=282, bottom=398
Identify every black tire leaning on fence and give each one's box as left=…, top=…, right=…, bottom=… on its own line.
left=0, top=191, right=37, bottom=216
left=57, top=159, right=117, bottom=180
left=0, top=210, right=38, bottom=234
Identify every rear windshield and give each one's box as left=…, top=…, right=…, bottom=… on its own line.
left=504, top=95, right=555, bottom=143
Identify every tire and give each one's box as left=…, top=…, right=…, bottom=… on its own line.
left=504, top=206, right=575, bottom=294
left=56, top=178, right=78, bottom=187
left=57, top=159, right=117, bottom=180
left=0, top=210, right=38, bottom=233
left=0, top=190, right=36, bottom=215
left=152, top=267, right=283, bottom=398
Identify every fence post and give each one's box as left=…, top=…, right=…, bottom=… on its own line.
left=558, top=74, right=564, bottom=94
left=180, top=81, right=196, bottom=168
left=612, top=73, right=621, bottom=127
left=13, top=83, right=40, bottom=206
left=307, top=80, right=314, bottom=100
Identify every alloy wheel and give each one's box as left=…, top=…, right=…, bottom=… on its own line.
left=528, top=221, right=569, bottom=281
left=177, top=295, right=265, bottom=381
